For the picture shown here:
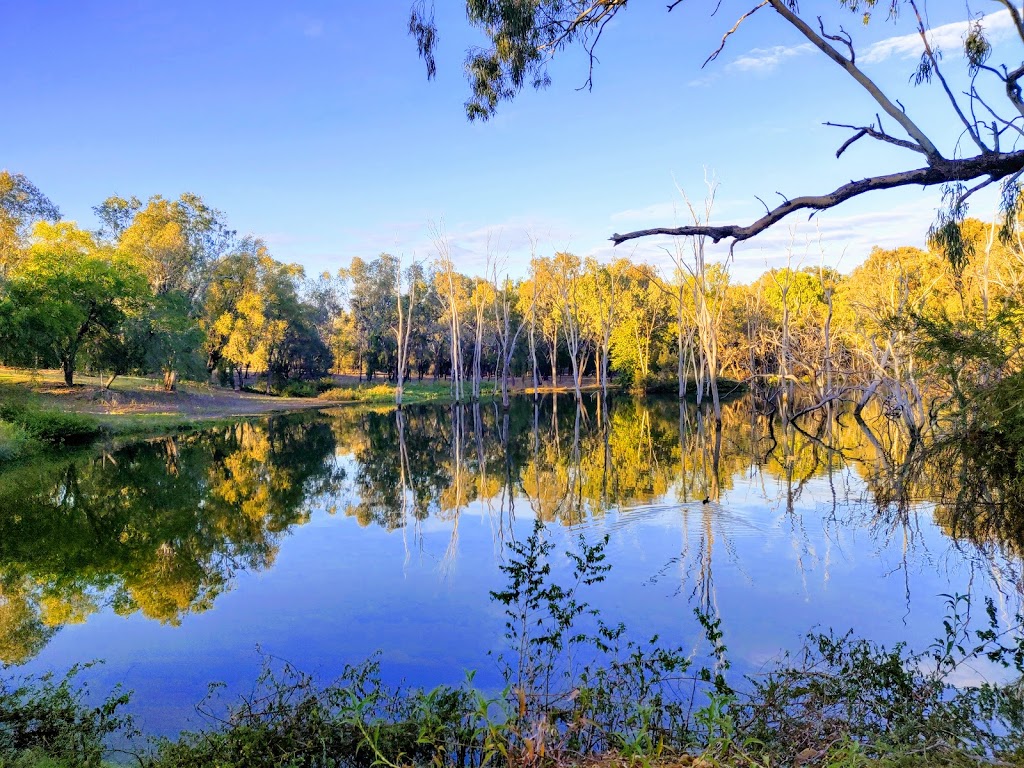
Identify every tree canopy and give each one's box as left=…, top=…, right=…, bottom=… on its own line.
left=410, top=0, right=1024, bottom=252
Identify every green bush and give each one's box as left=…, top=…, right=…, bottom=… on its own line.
left=278, top=380, right=319, bottom=398
left=0, top=665, right=134, bottom=768
left=0, top=404, right=100, bottom=445
left=0, top=420, right=33, bottom=461
left=318, top=382, right=453, bottom=405
left=4, top=527, right=1024, bottom=768
left=318, top=384, right=393, bottom=403
left=148, top=657, right=480, bottom=768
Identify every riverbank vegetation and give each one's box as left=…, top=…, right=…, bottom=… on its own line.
left=0, top=371, right=329, bottom=462
left=1, top=522, right=1022, bottom=768
left=3, top=169, right=1023, bottom=425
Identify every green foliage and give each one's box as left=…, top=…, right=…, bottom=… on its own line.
left=149, top=656, right=489, bottom=768
left=0, top=174, right=60, bottom=240
left=0, top=223, right=148, bottom=385
left=319, top=382, right=454, bottom=405
left=1, top=517, right=1023, bottom=768
left=0, top=664, right=134, bottom=768
left=410, top=1, right=599, bottom=121
left=0, top=421, right=33, bottom=462
left=279, top=380, right=319, bottom=398
left=0, top=172, right=61, bottom=279
left=205, top=241, right=332, bottom=389
left=0, top=403, right=100, bottom=446
left=731, top=594, right=1024, bottom=767
left=489, top=520, right=694, bottom=762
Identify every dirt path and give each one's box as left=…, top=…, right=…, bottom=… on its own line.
left=0, top=369, right=326, bottom=419
left=43, top=384, right=326, bottom=418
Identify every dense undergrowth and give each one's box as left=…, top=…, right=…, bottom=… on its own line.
left=2, top=522, right=1024, bottom=768
left=0, top=393, right=101, bottom=461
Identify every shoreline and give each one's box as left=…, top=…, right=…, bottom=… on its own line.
left=0, top=369, right=746, bottom=464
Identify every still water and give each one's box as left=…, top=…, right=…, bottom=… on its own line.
left=0, top=394, right=1019, bottom=736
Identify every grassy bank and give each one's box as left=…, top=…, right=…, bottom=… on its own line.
left=2, top=522, right=1022, bottom=768
left=0, top=368, right=750, bottom=460
left=319, top=380, right=466, bottom=405
left=0, top=369, right=333, bottom=461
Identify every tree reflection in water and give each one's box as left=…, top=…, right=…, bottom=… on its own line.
left=0, top=413, right=344, bottom=664
left=1, top=394, right=1023, bottom=666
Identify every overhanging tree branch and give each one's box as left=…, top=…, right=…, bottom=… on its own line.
left=766, top=0, right=941, bottom=161
left=415, top=1, right=1024, bottom=250
left=610, top=150, right=1024, bottom=246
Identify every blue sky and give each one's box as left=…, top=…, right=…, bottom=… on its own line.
left=2, top=1, right=1015, bottom=281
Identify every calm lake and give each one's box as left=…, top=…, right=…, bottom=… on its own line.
left=0, top=394, right=1019, bottom=737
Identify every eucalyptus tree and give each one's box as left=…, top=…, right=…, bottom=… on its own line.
left=205, top=238, right=326, bottom=391
left=408, top=271, right=446, bottom=380
left=343, top=254, right=400, bottom=381
left=431, top=224, right=467, bottom=401
left=0, top=171, right=61, bottom=280
left=751, top=262, right=847, bottom=418
left=528, top=256, right=564, bottom=389
left=203, top=245, right=262, bottom=380
left=579, top=257, right=624, bottom=397
left=469, top=276, right=496, bottom=401
left=493, top=269, right=529, bottom=409
left=99, top=193, right=234, bottom=389
left=411, top=1, right=1024, bottom=257
left=551, top=251, right=589, bottom=400
left=609, top=262, right=668, bottom=390
left=394, top=258, right=421, bottom=406
left=661, top=187, right=732, bottom=421
left=838, top=245, right=943, bottom=434
left=517, top=270, right=542, bottom=395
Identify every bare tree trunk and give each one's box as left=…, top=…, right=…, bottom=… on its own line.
left=431, top=221, right=464, bottom=403
left=671, top=179, right=728, bottom=423
left=394, top=258, right=418, bottom=407
left=529, top=291, right=540, bottom=397
left=472, top=293, right=485, bottom=401
left=548, top=338, right=558, bottom=390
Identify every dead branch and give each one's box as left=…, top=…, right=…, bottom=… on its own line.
left=825, top=122, right=928, bottom=157
left=704, top=1, right=769, bottom=67
left=767, top=0, right=940, bottom=160
left=610, top=150, right=1024, bottom=246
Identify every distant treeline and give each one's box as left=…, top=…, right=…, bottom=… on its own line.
left=2, top=171, right=1021, bottom=428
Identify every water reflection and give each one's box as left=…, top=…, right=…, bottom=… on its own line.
left=0, top=395, right=1022, bottom=670
left=0, top=414, right=343, bottom=664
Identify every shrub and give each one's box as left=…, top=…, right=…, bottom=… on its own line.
left=148, top=656, right=488, bottom=768
left=0, top=420, right=33, bottom=461
left=318, top=385, right=394, bottom=403
left=0, top=404, right=100, bottom=445
left=0, top=665, right=134, bottom=768
left=278, top=380, right=318, bottom=398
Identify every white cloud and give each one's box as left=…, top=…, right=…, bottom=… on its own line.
left=726, top=44, right=813, bottom=74
left=335, top=216, right=573, bottom=278
left=609, top=201, right=681, bottom=224
left=687, top=9, right=1016, bottom=87
left=862, top=9, right=1014, bottom=64
left=686, top=74, right=717, bottom=88
left=589, top=198, right=939, bottom=283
